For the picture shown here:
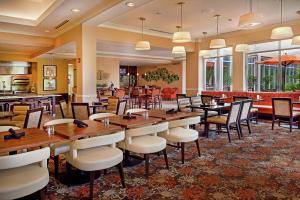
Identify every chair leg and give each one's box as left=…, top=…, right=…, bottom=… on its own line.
left=144, top=154, right=150, bottom=177
left=89, top=171, right=95, bottom=199
left=226, top=126, right=231, bottom=143
left=39, top=187, right=46, bottom=200
left=236, top=123, right=241, bottom=139
left=239, top=122, right=243, bottom=137
left=290, top=118, right=293, bottom=133
left=54, top=155, right=59, bottom=177
left=271, top=116, right=275, bottom=130
left=195, top=139, right=201, bottom=157
left=181, top=142, right=185, bottom=164
left=162, top=149, right=169, bottom=169
left=117, top=163, right=126, bottom=188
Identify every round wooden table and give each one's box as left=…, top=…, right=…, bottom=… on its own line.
left=0, top=112, right=18, bottom=119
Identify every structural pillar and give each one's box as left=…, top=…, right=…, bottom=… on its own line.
left=186, top=42, right=200, bottom=96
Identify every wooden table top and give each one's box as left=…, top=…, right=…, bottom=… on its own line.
left=0, top=112, right=18, bottom=119
left=53, top=120, right=124, bottom=140
left=103, top=115, right=162, bottom=129
left=134, top=110, right=199, bottom=121
left=0, top=128, right=63, bottom=154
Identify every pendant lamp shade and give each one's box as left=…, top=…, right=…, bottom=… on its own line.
left=135, top=41, right=151, bottom=50
left=270, top=0, right=293, bottom=40
left=235, top=44, right=250, bottom=52
left=239, top=12, right=262, bottom=29
left=292, top=35, right=300, bottom=45
left=210, top=39, right=226, bottom=49
left=271, top=27, right=293, bottom=40
left=199, top=50, right=211, bottom=57
left=172, top=32, right=191, bottom=43
left=135, top=17, right=151, bottom=50
left=173, top=2, right=191, bottom=43
left=172, top=46, right=186, bottom=54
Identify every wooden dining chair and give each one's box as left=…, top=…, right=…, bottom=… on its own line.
left=71, top=103, right=90, bottom=120
left=59, top=100, right=72, bottom=118
left=206, top=101, right=242, bottom=142
left=201, top=95, right=213, bottom=105
left=24, top=107, right=43, bottom=128
left=233, top=96, right=258, bottom=123
left=0, top=147, right=50, bottom=200
left=177, top=97, right=191, bottom=112
left=66, top=131, right=125, bottom=199
left=116, top=100, right=127, bottom=115
left=272, top=98, right=300, bottom=132
left=238, top=99, right=253, bottom=136
left=9, top=104, right=31, bottom=127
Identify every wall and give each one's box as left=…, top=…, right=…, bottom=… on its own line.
left=96, top=57, right=120, bottom=88
left=137, top=63, right=182, bottom=91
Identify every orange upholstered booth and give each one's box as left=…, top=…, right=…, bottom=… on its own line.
left=201, top=91, right=300, bottom=115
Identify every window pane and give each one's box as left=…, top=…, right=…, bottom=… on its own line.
left=223, top=55, right=232, bottom=91
left=281, top=49, right=300, bottom=91
left=205, top=58, right=216, bottom=90
left=249, top=41, right=279, bottom=53
left=281, top=39, right=300, bottom=49
left=247, top=55, right=257, bottom=91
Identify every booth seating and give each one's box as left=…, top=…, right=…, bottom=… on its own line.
left=201, top=91, right=300, bottom=115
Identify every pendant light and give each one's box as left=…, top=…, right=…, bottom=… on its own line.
left=238, top=0, right=262, bottom=29
left=235, top=44, right=250, bottom=52
left=292, top=35, right=300, bottom=45
left=270, top=0, right=293, bottom=40
left=210, top=15, right=226, bottom=49
left=199, top=32, right=211, bottom=56
left=172, top=26, right=186, bottom=54
left=172, top=2, right=191, bottom=43
left=135, top=17, right=151, bottom=50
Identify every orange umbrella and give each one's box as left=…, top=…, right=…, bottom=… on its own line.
left=256, top=54, right=300, bottom=66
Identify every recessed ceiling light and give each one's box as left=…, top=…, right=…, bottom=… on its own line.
left=45, top=30, right=50, bottom=33
left=125, top=2, right=135, bottom=7
left=71, top=8, right=80, bottom=12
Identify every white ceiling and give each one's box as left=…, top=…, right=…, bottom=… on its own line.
left=102, top=0, right=300, bottom=39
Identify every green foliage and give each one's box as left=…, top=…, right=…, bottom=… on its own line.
left=285, top=69, right=300, bottom=91
left=248, top=75, right=257, bottom=91
left=142, top=68, right=179, bottom=84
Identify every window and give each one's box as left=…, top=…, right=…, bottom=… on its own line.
left=246, top=40, right=300, bottom=92
left=202, top=47, right=232, bottom=91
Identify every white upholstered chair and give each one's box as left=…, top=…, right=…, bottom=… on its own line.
left=122, top=122, right=169, bottom=176
left=44, top=118, right=74, bottom=177
left=0, top=147, right=50, bottom=200
left=0, top=126, right=20, bottom=132
left=159, top=116, right=201, bottom=164
left=125, top=108, right=147, bottom=114
left=65, top=131, right=125, bottom=199
left=89, top=113, right=116, bottom=121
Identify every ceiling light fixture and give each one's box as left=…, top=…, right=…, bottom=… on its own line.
left=235, top=44, right=250, bottom=52
left=172, top=2, right=191, bottom=43
left=125, top=2, right=135, bottom=7
left=271, top=0, right=293, bottom=40
left=199, top=32, right=211, bottom=56
left=292, top=35, right=300, bottom=45
left=210, top=15, right=226, bottom=49
left=238, top=0, right=262, bottom=29
left=135, top=17, right=151, bottom=51
left=172, top=26, right=186, bottom=54
left=71, top=8, right=80, bottom=12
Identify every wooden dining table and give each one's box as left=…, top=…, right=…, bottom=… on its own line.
left=133, top=109, right=200, bottom=121
left=53, top=120, right=124, bottom=140
left=0, top=111, right=18, bottom=119
left=0, top=128, right=63, bottom=154
left=99, top=115, right=162, bottom=129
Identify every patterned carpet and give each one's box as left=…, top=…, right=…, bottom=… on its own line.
left=46, top=121, right=300, bottom=200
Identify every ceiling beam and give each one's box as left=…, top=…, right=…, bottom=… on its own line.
left=0, top=32, right=54, bottom=47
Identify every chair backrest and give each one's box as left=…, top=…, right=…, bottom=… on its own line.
left=190, top=96, right=202, bottom=106
left=116, top=100, right=127, bottom=115
left=240, top=99, right=252, bottom=121
left=0, top=147, right=50, bottom=170
left=71, top=103, right=90, bottom=120
left=0, top=126, right=20, bottom=132
left=176, top=94, right=187, bottom=100
left=233, top=96, right=250, bottom=102
left=89, top=113, right=116, bottom=121
left=44, top=118, right=74, bottom=126
left=169, top=116, right=201, bottom=129
left=125, top=122, right=169, bottom=139
left=11, top=104, right=31, bottom=121
left=125, top=108, right=147, bottom=114
left=227, top=102, right=242, bottom=124
left=272, top=97, right=292, bottom=117
left=70, top=131, right=125, bottom=159
left=107, top=96, right=119, bottom=112
left=201, top=95, right=213, bottom=105
left=59, top=100, right=68, bottom=118
left=24, top=107, right=43, bottom=128
left=177, top=98, right=191, bottom=111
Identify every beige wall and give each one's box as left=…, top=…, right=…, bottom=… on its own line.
left=96, top=57, right=120, bottom=88
left=137, top=63, right=182, bottom=91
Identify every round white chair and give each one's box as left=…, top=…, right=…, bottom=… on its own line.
left=0, top=126, right=20, bottom=132
left=66, top=131, right=125, bottom=199
left=44, top=118, right=74, bottom=177
left=122, top=122, right=169, bottom=176
left=159, top=116, right=201, bottom=164
left=0, top=147, right=50, bottom=200
left=89, top=113, right=116, bottom=121
left=125, top=108, right=147, bottom=114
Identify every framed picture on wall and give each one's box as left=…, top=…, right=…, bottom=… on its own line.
left=43, top=78, right=56, bottom=91
left=43, top=65, right=57, bottom=77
